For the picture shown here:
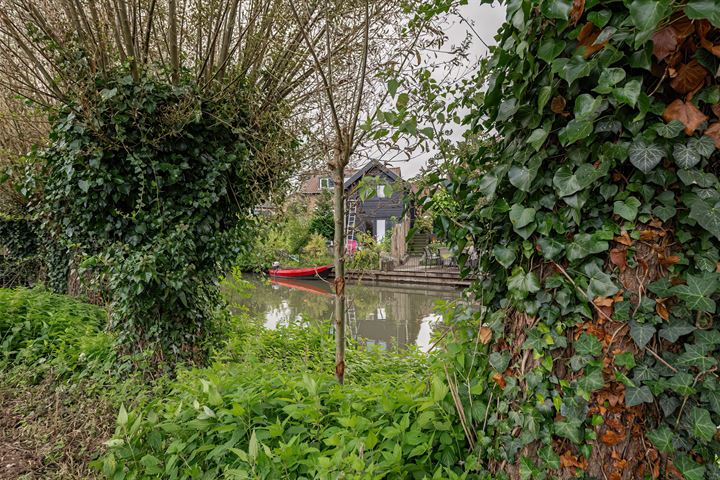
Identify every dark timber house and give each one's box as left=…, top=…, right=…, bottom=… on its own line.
left=300, top=161, right=406, bottom=242
left=344, top=161, right=405, bottom=242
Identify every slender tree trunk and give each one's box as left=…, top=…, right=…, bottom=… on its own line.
left=332, top=149, right=346, bottom=384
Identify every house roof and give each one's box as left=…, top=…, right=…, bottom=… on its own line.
left=343, top=161, right=401, bottom=191
left=299, top=162, right=401, bottom=194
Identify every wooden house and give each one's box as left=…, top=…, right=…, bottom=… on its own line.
left=344, top=161, right=405, bottom=242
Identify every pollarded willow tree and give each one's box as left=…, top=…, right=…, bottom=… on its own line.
left=0, top=0, right=384, bottom=360
left=425, top=1, right=720, bottom=479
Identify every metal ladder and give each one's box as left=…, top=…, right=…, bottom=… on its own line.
left=345, top=198, right=358, bottom=246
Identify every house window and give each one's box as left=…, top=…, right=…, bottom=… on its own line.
left=376, top=184, right=386, bottom=198
left=320, top=177, right=334, bottom=190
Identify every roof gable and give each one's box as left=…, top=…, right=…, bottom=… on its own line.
left=343, top=161, right=401, bottom=191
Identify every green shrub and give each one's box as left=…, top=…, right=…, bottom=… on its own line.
left=35, top=65, right=291, bottom=359
left=100, top=321, right=476, bottom=479
left=0, top=288, right=111, bottom=376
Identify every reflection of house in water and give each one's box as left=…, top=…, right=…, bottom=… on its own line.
left=225, top=276, right=459, bottom=350
left=346, top=284, right=445, bottom=350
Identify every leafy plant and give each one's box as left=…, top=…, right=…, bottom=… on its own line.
left=387, top=0, right=720, bottom=478
left=34, top=64, right=292, bottom=360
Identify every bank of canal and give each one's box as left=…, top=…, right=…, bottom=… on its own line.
left=224, top=274, right=461, bottom=352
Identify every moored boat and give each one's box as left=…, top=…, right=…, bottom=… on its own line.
left=268, top=264, right=334, bottom=279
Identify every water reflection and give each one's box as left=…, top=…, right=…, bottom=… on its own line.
left=223, top=275, right=460, bottom=351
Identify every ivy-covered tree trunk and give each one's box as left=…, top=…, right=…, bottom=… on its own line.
left=434, top=1, right=720, bottom=479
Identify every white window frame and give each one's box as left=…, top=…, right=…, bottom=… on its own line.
left=319, top=177, right=334, bottom=190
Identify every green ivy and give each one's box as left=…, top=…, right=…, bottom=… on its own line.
left=34, top=65, right=293, bottom=361
left=417, top=0, right=720, bottom=478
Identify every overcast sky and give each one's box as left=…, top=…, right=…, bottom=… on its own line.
left=390, top=1, right=506, bottom=178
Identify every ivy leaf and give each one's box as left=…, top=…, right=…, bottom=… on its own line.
left=538, top=86, right=553, bottom=113
left=558, top=119, right=594, bottom=146
left=629, top=320, right=655, bottom=349
left=673, top=142, right=702, bottom=169
left=674, top=455, right=706, bottom=480
left=507, top=268, right=541, bottom=298
left=653, top=204, right=676, bottom=222
left=509, top=204, right=536, bottom=229
left=493, top=245, right=516, bottom=268
left=625, top=385, right=654, bottom=407
left=538, top=39, right=566, bottom=63
left=629, top=138, right=664, bottom=173
left=678, top=168, right=717, bottom=187
left=78, top=179, right=90, bottom=193
left=685, top=0, right=720, bottom=28
left=566, top=234, right=608, bottom=261
left=668, top=372, right=695, bottom=395
left=489, top=351, right=511, bottom=372
left=677, top=344, right=718, bottom=370
left=574, top=94, right=602, bottom=121
left=690, top=199, right=720, bottom=238
left=575, top=333, right=602, bottom=356
left=541, top=0, right=572, bottom=20
left=527, top=128, right=549, bottom=152
left=594, top=68, right=626, bottom=94
left=613, top=197, right=641, bottom=221
left=537, top=237, right=565, bottom=260
left=653, top=120, right=685, bottom=138
left=659, top=319, right=695, bottom=343
left=538, top=445, right=560, bottom=469
left=509, top=165, right=533, bottom=192
left=559, top=56, right=593, bottom=85
left=612, top=79, right=642, bottom=108
left=689, top=135, right=715, bottom=158
left=627, top=0, right=672, bottom=47
left=554, top=418, right=583, bottom=443
left=690, top=407, right=715, bottom=442
left=553, top=163, right=607, bottom=197
left=646, top=426, right=673, bottom=453
left=672, top=272, right=718, bottom=312
left=585, top=262, right=619, bottom=298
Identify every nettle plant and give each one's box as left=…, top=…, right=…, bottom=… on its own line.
left=430, top=1, right=720, bottom=479
left=37, top=66, right=288, bottom=360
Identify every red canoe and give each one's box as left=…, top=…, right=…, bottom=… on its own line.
left=268, top=264, right=334, bottom=279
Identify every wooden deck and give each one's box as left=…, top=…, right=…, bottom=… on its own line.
left=329, top=268, right=473, bottom=289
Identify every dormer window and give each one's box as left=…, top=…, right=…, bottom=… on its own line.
left=320, top=177, right=334, bottom=190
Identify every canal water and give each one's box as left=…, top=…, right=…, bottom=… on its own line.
left=223, top=275, right=461, bottom=352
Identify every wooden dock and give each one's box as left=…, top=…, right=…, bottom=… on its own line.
left=329, top=268, right=473, bottom=289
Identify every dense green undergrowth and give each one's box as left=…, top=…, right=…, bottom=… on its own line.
left=1, top=287, right=478, bottom=479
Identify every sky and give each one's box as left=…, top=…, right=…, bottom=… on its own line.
left=390, top=1, right=506, bottom=179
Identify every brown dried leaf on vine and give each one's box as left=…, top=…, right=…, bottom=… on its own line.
left=614, top=232, right=633, bottom=246
left=670, top=59, right=708, bottom=94
left=478, top=326, right=492, bottom=344
left=655, top=299, right=670, bottom=321
left=600, top=428, right=626, bottom=446
left=551, top=95, right=568, bottom=116
left=653, top=15, right=694, bottom=62
left=577, top=22, right=606, bottom=58
left=569, top=0, right=584, bottom=25
left=560, top=450, right=588, bottom=470
left=658, top=253, right=680, bottom=267
left=662, top=99, right=708, bottom=135
left=609, top=247, right=627, bottom=272
left=491, top=372, right=506, bottom=389
left=712, top=104, right=720, bottom=118
left=697, top=19, right=720, bottom=58
left=653, top=27, right=679, bottom=61
left=705, top=122, right=720, bottom=149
